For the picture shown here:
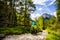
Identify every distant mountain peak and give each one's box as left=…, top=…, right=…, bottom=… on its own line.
left=42, top=13, right=51, bottom=20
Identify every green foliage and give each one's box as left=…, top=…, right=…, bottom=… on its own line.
left=16, top=13, right=24, bottom=25
left=0, top=26, right=31, bottom=34
left=57, top=11, right=60, bottom=29
left=36, top=16, right=43, bottom=31
left=47, top=16, right=57, bottom=31
left=57, top=0, right=60, bottom=29
left=0, top=0, right=17, bottom=27
left=16, top=0, right=36, bottom=27
left=36, top=15, right=57, bottom=31
left=46, top=31, right=60, bottom=40
left=46, top=0, right=60, bottom=39
left=0, top=26, right=22, bottom=34
left=57, top=10, right=60, bottom=21
left=0, top=0, right=36, bottom=34
left=55, top=0, right=60, bottom=33
left=57, top=0, right=60, bottom=10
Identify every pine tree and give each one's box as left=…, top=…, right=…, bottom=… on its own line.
left=0, top=0, right=17, bottom=27
left=57, top=0, right=60, bottom=28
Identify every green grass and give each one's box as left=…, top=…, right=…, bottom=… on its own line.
left=46, top=31, right=60, bottom=40
left=0, top=26, right=30, bottom=34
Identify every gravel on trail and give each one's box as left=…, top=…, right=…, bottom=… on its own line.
left=2, top=30, right=48, bottom=40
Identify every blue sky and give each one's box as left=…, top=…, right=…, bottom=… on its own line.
left=30, top=0, right=57, bottom=21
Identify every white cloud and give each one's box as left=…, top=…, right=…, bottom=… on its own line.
left=53, top=11, right=57, bottom=17
left=30, top=13, right=41, bottom=20
left=30, top=14, right=35, bottom=20
left=32, top=0, right=48, bottom=5
left=31, top=0, right=56, bottom=20
left=51, top=11, right=57, bottom=17
left=48, top=0, right=56, bottom=6
left=32, top=0, right=56, bottom=6
left=38, top=8, right=42, bottom=10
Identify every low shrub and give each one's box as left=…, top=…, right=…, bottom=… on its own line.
left=46, top=31, right=60, bottom=40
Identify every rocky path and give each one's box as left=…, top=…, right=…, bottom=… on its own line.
left=2, top=30, right=48, bottom=40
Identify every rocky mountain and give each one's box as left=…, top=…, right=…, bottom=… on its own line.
left=42, top=13, right=51, bottom=20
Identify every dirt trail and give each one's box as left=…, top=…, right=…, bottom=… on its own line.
left=3, top=30, right=48, bottom=40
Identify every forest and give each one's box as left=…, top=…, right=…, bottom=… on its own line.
left=0, top=0, right=60, bottom=40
